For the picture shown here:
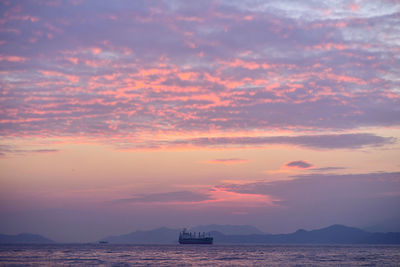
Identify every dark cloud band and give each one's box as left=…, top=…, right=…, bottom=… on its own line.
left=171, top=133, right=395, bottom=149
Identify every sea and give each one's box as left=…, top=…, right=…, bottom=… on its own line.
left=0, top=244, right=399, bottom=266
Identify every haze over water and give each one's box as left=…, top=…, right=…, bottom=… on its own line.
left=1, top=0, right=400, bottom=245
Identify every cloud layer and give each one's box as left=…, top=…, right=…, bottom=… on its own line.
left=0, top=0, right=399, bottom=148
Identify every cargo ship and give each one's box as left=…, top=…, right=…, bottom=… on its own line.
left=179, top=228, right=213, bottom=244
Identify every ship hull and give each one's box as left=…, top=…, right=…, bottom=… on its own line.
left=179, top=237, right=213, bottom=244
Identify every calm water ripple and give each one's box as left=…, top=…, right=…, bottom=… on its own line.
left=0, top=244, right=399, bottom=266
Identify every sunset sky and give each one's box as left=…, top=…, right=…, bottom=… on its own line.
left=1, top=0, right=400, bottom=242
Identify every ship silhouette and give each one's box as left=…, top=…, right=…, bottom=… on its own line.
left=179, top=228, right=213, bottom=244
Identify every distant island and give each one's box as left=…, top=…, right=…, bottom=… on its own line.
left=99, top=224, right=400, bottom=245
left=2, top=224, right=400, bottom=244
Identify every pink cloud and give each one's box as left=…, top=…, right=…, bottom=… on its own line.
left=349, top=3, right=360, bottom=12
left=0, top=55, right=27, bottom=62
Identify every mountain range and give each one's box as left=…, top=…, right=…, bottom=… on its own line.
left=2, top=224, right=400, bottom=244
left=100, top=224, right=400, bottom=244
left=210, top=224, right=400, bottom=244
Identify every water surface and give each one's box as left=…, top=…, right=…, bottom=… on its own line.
left=0, top=244, right=399, bottom=266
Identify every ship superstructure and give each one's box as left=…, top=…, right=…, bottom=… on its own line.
left=179, top=228, right=213, bottom=244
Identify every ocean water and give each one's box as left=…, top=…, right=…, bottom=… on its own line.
left=0, top=244, right=399, bottom=266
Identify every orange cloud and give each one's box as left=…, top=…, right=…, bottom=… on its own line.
left=91, top=47, right=102, bottom=55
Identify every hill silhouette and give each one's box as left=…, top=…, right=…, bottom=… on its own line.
left=191, top=224, right=265, bottom=235
left=0, top=233, right=55, bottom=244
left=101, top=227, right=179, bottom=244
left=211, top=224, right=400, bottom=244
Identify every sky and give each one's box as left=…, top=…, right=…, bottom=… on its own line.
left=0, top=0, right=399, bottom=243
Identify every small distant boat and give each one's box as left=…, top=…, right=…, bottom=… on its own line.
left=179, top=228, right=213, bottom=244
left=99, top=241, right=109, bottom=244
